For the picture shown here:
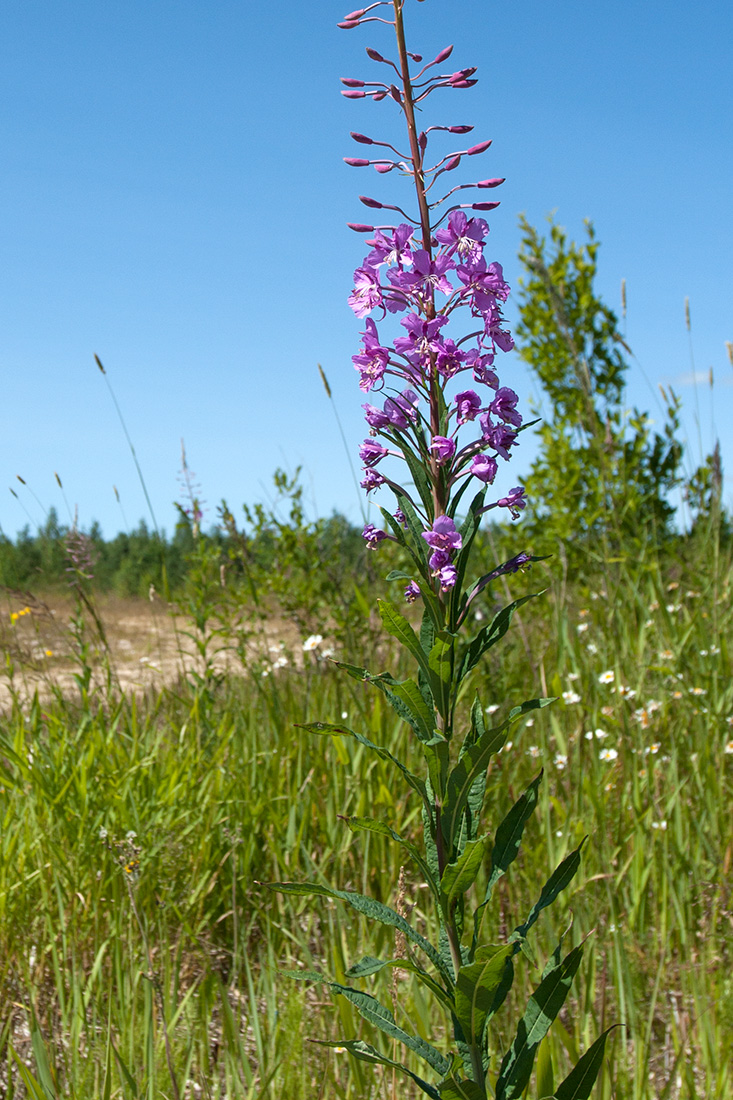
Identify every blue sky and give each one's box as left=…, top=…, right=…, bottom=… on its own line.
left=1, top=0, right=731, bottom=539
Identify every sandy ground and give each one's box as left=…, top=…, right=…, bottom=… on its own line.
left=0, top=590, right=301, bottom=711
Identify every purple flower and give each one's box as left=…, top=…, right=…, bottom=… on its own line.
left=480, top=415, right=519, bottom=460
left=434, top=338, right=467, bottom=379
left=422, top=514, right=463, bottom=554
left=391, top=249, right=455, bottom=300
left=455, top=389, right=482, bottom=422
left=394, top=508, right=408, bottom=528
left=490, top=386, right=522, bottom=428
left=467, top=350, right=498, bottom=388
left=365, top=224, right=414, bottom=269
left=353, top=318, right=390, bottom=392
left=348, top=267, right=383, bottom=317
left=429, top=435, right=456, bottom=466
left=497, top=487, right=527, bottom=518
left=393, top=312, right=449, bottom=359
left=383, top=388, right=419, bottom=429
left=360, top=469, right=385, bottom=492
left=404, top=580, right=421, bottom=603
left=429, top=548, right=451, bottom=571
left=363, top=402, right=391, bottom=429
left=436, top=563, right=458, bottom=591
left=359, top=438, right=389, bottom=466
left=471, top=454, right=498, bottom=483
left=363, top=523, right=388, bottom=548
left=435, top=211, right=489, bottom=262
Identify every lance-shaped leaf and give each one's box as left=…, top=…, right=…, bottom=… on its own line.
left=513, top=840, right=586, bottom=942
left=553, top=1026, right=617, bottom=1100
left=457, top=593, right=541, bottom=683
left=429, top=630, right=456, bottom=720
left=495, top=944, right=584, bottom=1100
left=312, top=1039, right=441, bottom=1100
left=298, top=976, right=450, bottom=1076
left=331, top=662, right=438, bottom=740
left=345, top=955, right=454, bottom=1015
left=472, top=772, right=543, bottom=949
left=379, top=599, right=434, bottom=681
left=343, top=818, right=440, bottom=905
left=454, top=944, right=513, bottom=1048
left=264, top=881, right=449, bottom=981
left=300, top=720, right=432, bottom=819
left=441, top=835, right=490, bottom=910
left=439, top=1078, right=486, bottom=1100
left=443, top=700, right=552, bottom=851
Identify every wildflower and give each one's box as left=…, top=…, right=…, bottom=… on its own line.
left=341, top=711, right=349, bottom=720
left=578, top=608, right=590, bottom=618
left=586, top=642, right=598, bottom=654
left=303, top=634, right=324, bottom=652
left=421, top=515, right=462, bottom=554
left=598, top=670, right=615, bottom=685
left=600, top=705, right=614, bottom=717
left=500, top=740, right=513, bottom=753
left=651, top=820, right=668, bottom=831
left=585, top=728, right=607, bottom=741
left=527, top=745, right=541, bottom=758
left=567, top=672, right=580, bottom=681
left=554, top=753, right=568, bottom=770
left=659, top=650, right=674, bottom=660
left=666, top=604, right=681, bottom=613
left=724, top=741, right=733, bottom=755
left=576, top=622, right=589, bottom=634
left=689, top=687, right=706, bottom=696
left=644, top=742, right=661, bottom=756
left=44, top=650, right=53, bottom=657
left=599, top=748, right=618, bottom=762
left=524, top=718, right=534, bottom=727
left=99, top=827, right=108, bottom=840
left=562, top=691, right=581, bottom=705
left=616, top=684, right=636, bottom=698
left=404, top=581, right=421, bottom=603
left=485, top=704, right=500, bottom=715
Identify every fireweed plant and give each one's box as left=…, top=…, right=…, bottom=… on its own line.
left=269, top=3, right=612, bottom=1098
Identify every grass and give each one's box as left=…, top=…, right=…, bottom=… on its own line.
left=0, top=521, right=731, bottom=1099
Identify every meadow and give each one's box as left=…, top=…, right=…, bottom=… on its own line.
left=0, top=501, right=731, bottom=1100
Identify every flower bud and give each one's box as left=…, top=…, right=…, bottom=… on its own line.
left=448, top=125, right=473, bottom=134
left=342, top=90, right=367, bottom=98
left=374, top=163, right=394, bottom=173
left=341, top=78, right=365, bottom=87
left=445, top=155, right=461, bottom=171
left=338, top=20, right=360, bottom=28
left=407, top=52, right=422, bottom=62
left=373, top=91, right=388, bottom=101
left=389, top=85, right=401, bottom=103
left=366, top=47, right=386, bottom=62
left=434, top=45, right=454, bottom=64
left=471, top=201, right=500, bottom=211
left=344, top=158, right=370, bottom=166
left=467, top=140, right=492, bottom=155
left=343, top=7, right=366, bottom=18
left=477, top=178, right=505, bottom=188
left=359, top=195, right=384, bottom=208
left=418, top=131, right=428, bottom=151
left=351, top=131, right=374, bottom=144
left=347, top=223, right=375, bottom=232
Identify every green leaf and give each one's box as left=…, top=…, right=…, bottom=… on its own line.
left=473, top=772, right=543, bottom=948
left=536, top=1036, right=554, bottom=1100
left=344, top=955, right=454, bottom=1015
left=457, top=593, right=541, bottom=683
left=264, top=881, right=448, bottom=981
left=390, top=678, right=438, bottom=742
left=441, top=835, right=490, bottom=909
left=553, top=1027, right=617, bottom=1100
left=454, top=945, right=513, bottom=1047
left=311, top=1039, right=441, bottom=1100
left=379, top=600, right=433, bottom=680
left=300, top=978, right=450, bottom=1076
left=429, top=631, right=456, bottom=718
left=495, top=944, right=584, bottom=1100
left=439, top=1078, right=486, bottom=1100
left=300, top=720, right=431, bottom=818
left=514, top=841, right=586, bottom=941
left=444, top=700, right=550, bottom=851
left=343, top=818, right=439, bottom=904
left=9, top=1050, right=49, bottom=1100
